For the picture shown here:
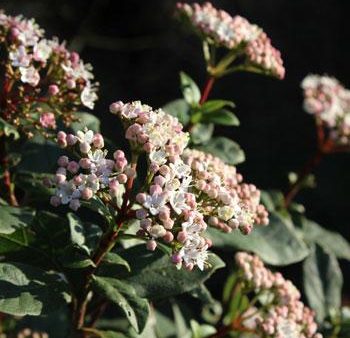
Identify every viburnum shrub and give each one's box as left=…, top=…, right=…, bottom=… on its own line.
left=0, top=3, right=349, bottom=338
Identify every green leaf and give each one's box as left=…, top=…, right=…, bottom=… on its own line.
left=162, top=99, right=190, bottom=125
left=260, top=190, right=285, bottom=212
left=103, top=252, right=131, bottom=272
left=300, top=218, right=350, bottom=261
left=190, top=320, right=216, bottom=338
left=18, top=135, right=62, bottom=173
left=59, top=245, right=95, bottom=269
left=197, top=136, right=245, bottom=165
left=15, top=171, right=53, bottom=202
left=172, top=301, right=191, bottom=338
left=303, top=244, right=343, bottom=322
left=70, top=112, right=101, bottom=133
left=0, top=262, right=70, bottom=316
left=67, top=213, right=86, bottom=247
left=190, top=123, right=214, bottom=145
left=92, top=276, right=150, bottom=333
left=0, top=206, right=35, bottom=235
left=180, top=72, right=201, bottom=106
left=119, top=245, right=225, bottom=300
left=208, top=212, right=309, bottom=265
left=0, top=117, right=19, bottom=140
left=201, top=109, right=240, bottom=126
left=81, top=328, right=127, bottom=338
left=201, top=100, right=235, bottom=114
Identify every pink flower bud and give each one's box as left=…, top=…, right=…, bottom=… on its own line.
left=109, top=101, right=124, bottom=114
left=48, top=84, right=59, bottom=96
left=67, top=161, right=80, bottom=174
left=66, top=134, right=77, bottom=146
left=154, top=175, right=166, bottom=187
left=70, top=51, right=80, bottom=65
left=79, top=142, right=91, bottom=154
left=69, top=199, right=81, bottom=211
left=81, top=187, right=93, bottom=200
left=136, top=193, right=147, bottom=204
left=79, top=158, right=91, bottom=169
left=73, top=175, right=83, bottom=185
left=149, top=162, right=159, bottom=173
left=66, top=79, right=76, bottom=89
left=93, top=133, right=104, bottom=148
left=117, top=173, right=128, bottom=184
left=163, top=219, right=174, bottom=229
left=50, top=195, right=61, bottom=207
left=171, top=253, right=182, bottom=264
left=57, top=156, right=69, bottom=167
left=136, top=208, right=148, bottom=219
left=143, top=142, right=153, bottom=152
left=177, top=231, right=187, bottom=243
left=113, top=150, right=125, bottom=160
left=163, top=231, right=174, bottom=243
left=55, top=174, right=66, bottom=184
left=146, top=239, right=157, bottom=251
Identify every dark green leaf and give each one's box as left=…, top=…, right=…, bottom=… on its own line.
left=0, top=206, right=34, bottom=235
left=190, top=123, right=214, bottom=145
left=67, top=213, right=86, bottom=247
left=180, top=72, right=201, bottom=106
left=0, top=262, right=70, bottom=316
left=18, top=135, right=62, bottom=173
left=162, top=99, right=190, bottom=125
left=208, top=212, right=309, bottom=265
left=103, top=252, right=131, bottom=272
left=301, top=218, right=350, bottom=261
left=201, top=109, right=239, bottom=126
left=197, top=137, right=245, bottom=165
left=119, top=245, right=225, bottom=300
left=70, top=112, right=101, bottom=133
left=0, top=117, right=19, bottom=140
left=201, top=100, right=235, bottom=114
left=303, top=244, right=343, bottom=322
left=92, top=276, right=149, bottom=333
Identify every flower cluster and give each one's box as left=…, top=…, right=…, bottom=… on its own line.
left=0, top=11, right=98, bottom=137
left=110, top=100, right=209, bottom=270
left=182, top=149, right=268, bottom=234
left=176, top=2, right=285, bottom=79
left=235, top=252, right=322, bottom=338
left=16, top=328, right=48, bottom=338
left=49, top=129, right=130, bottom=211
left=302, top=74, right=350, bottom=145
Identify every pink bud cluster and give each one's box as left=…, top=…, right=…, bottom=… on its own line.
left=182, top=149, right=268, bottom=235
left=235, top=252, right=322, bottom=338
left=245, top=31, right=285, bottom=79
left=110, top=100, right=209, bottom=270
left=49, top=129, right=129, bottom=211
left=302, top=74, right=350, bottom=145
left=0, top=11, right=98, bottom=137
left=16, top=328, right=48, bottom=338
left=176, top=2, right=285, bottom=79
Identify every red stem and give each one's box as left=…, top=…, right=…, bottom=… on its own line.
left=200, top=76, right=215, bottom=105
left=284, top=122, right=335, bottom=208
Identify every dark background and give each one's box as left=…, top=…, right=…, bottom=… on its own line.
left=1, top=0, right=349, bottom=290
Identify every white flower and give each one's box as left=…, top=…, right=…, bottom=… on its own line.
left=9, top=45, right=31, bottom=67
left=169, top=191, right=189, bottom=214
left=217, top=205, right=235, bottom=221
left=179, top=233, right=208, bottom=271
left=19, top=66, right=40, bottom=86
left=56, top=181, right=77, bottom=204
left=149, top=149, right=167, bottom=165
left=81, top=85, right=98, bottom=109
left=170, top=160, right=191, bottom=179
left=33, top=39, right=52, bottom=63
left=76, top=130, right=94, bottom=144
left=143, top=192, right=168, bottom=215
